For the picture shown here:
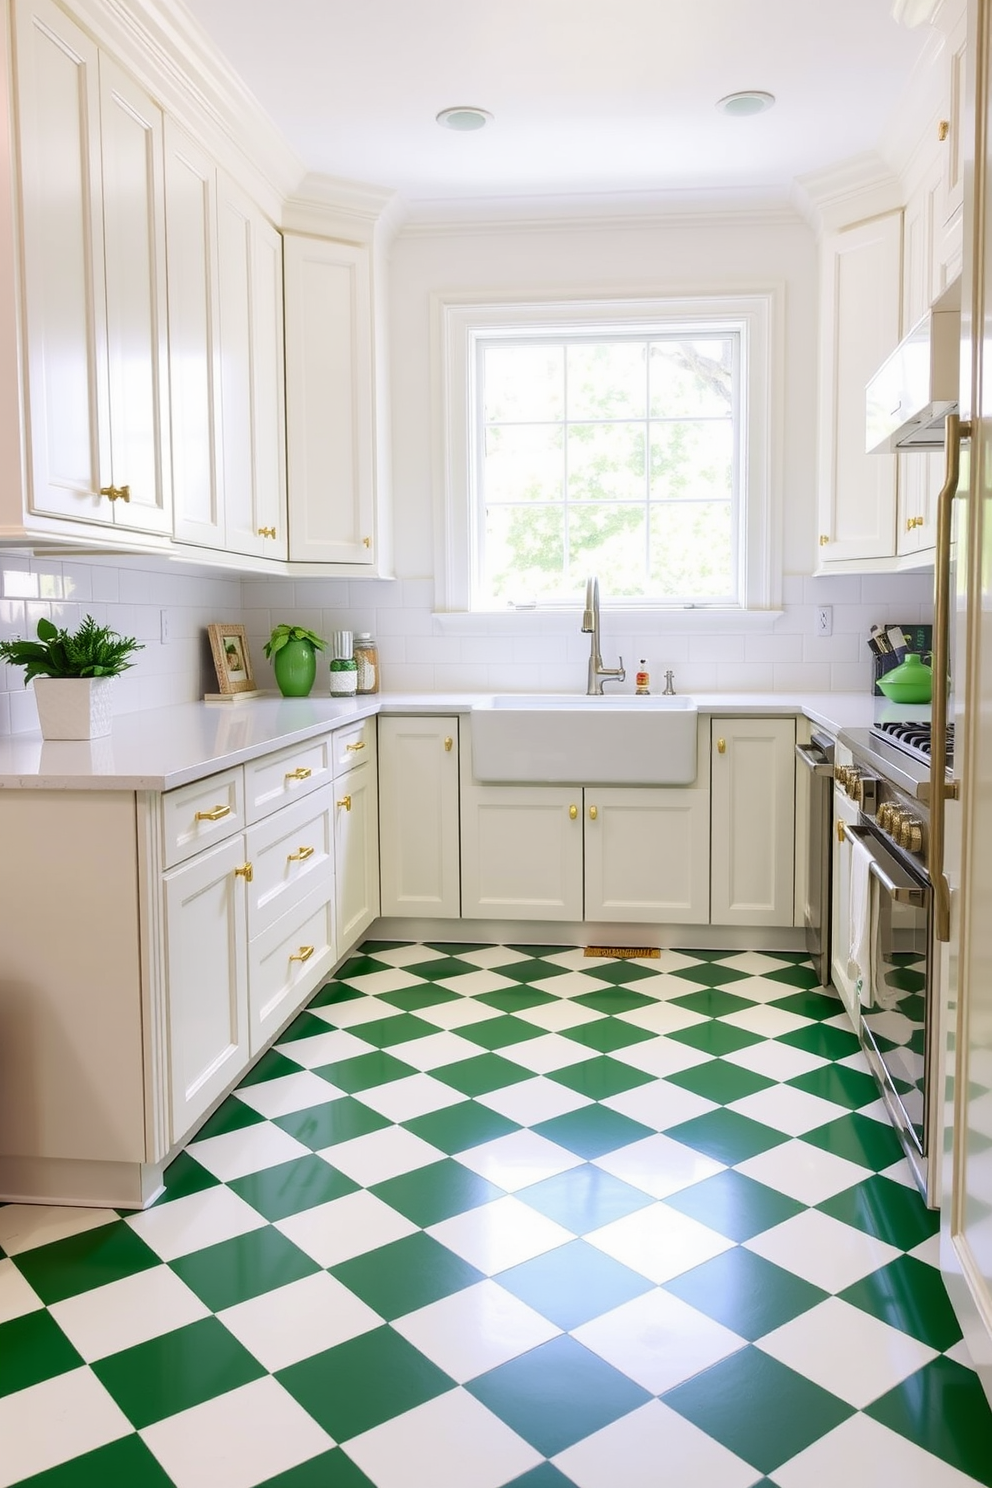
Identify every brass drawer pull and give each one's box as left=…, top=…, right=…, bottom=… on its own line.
left=589, top=805, right=598, bottom=821
left=444, top=737, right=454, bottom=752
left=290, top=945, right=315, bottom=963
left=257, top=526, right=277, bottom=538
left=235, top=862, right=254, bottom=882
left=337, top=794, right=352, bottom=811
left=99, top=484, right=130, bottom=502
left=717, top=738, right=727, bottom=754
left=195, top=804, right=231, bottom=822
left=362, top=535, right=372, bottom=548
left=286, top=767, right=312, bottom=781
left=288, top=845, right=315, bottom=862
left=345, top=741, right=366, bottom=752
left=819, top=534, right=829, bottom=546
left=837, top=821, right=847, bottom=843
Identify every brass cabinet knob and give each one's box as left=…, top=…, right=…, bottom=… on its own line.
left=444, top=737, right=454, bottom=752
left=287, top=845, right=315, bottom=862
left=589, top=805, right=598, bottom=820
left=938, top=119, right=950, bottom=141
left=290, top=945, right=315, bottom=963
left=819, top=535, right=830, bottom=546
left=337, top=794, right=352, bottom=811
left=717, top=738, right=726, bottom=754
left=362, top=536, right=372, bottom=548
left=569, top=804, right=578, bottom=820
left=286, top=767, right=312, bottom=781
left=195, top=804, right=231, bottom=822
left=235, top=862, right=253, bottom=882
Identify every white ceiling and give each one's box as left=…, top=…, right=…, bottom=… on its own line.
left=180, top=0, right=937, bottom=205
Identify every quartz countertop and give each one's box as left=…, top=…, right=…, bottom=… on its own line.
left=0, top=691, right=925, bottom=791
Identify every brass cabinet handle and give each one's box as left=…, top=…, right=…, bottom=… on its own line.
left=195, top=804, right=231, bottom=822
left=938, top=119, right=950, bottom=141
left=100, top=484, right=130, bottom=502
left=235, top=862, right=253, bottom=882
left=837, top=821, right=847, bottom=843
left=819, top=534, right=829, bottom=546
left=290, top=945, right=315, bottom=963
left=345, top=741, right=366, bottom=752
left=568, top=804, right=578, bottom=820
left=444, top=737, right=454, bottom=752
left=717, top=738, right=727, bottom=754
left=257, top=526, right=277, bottom=538
left=362, top=536, right=372, bottom=548
left=286, top=767, right=312, bottom=781
left=337, top=794, right=352, bottom=810
left=288, top=845, right=315, bottom=862
left=589, top=805, right=598, bottom=820
left=906, top=515, right=925, bottom=531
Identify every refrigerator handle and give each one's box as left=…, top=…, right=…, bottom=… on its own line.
left=930, top=411, right=968, bottom=942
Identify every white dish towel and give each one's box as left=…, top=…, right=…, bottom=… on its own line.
left=848, top=830, right=877, bottom=1008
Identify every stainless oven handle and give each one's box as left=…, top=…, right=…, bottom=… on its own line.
left=842, top=823, right=928, bottom=906
left=795, top=743, right=833, bottom=776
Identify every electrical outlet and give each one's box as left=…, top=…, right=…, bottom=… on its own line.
left=160, top=609, right=170, bottom=644
left=816, top=606, right=833, bottom=637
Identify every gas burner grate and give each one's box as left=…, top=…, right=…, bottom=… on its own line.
left=874, top=719, right=954, bottom=768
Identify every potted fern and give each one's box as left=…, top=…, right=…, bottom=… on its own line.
left=0, top=615, right=143, bottom=739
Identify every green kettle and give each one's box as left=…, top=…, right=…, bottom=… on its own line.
left=877, top=652, right=933, bottom=704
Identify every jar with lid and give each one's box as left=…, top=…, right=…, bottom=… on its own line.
left=353, top=632, right=380, bottom=694
left=329, top=630, right=358, bottom=697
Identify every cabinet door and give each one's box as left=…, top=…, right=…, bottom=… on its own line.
left=164, top=835, right=249, bottom=1141
left=831, top=789, right=861, bottom=1023
left=817, top=212, right=901, bottom=563
left=584, top=787, right=709, bottom=925
left=335, top=761, right=380, bottom=949
left=461, top=786, right=583, bottom=920
left=711, top=717, right=797, bottom=927
left=379, top=717, right=460, bottom=918
left=284, top=234, right=375, bottom=564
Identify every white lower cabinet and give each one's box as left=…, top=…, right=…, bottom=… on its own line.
left=335, top=757, right=380, bottom=948
left=585, top=788, right=710, bottom=924
left=461, top=786, right=584, bottom=920
left=710, top=717, right=797, bottom=927
left=248, top=886, right=335, bottom=1056
left=379, top=717, right=461, bottom=918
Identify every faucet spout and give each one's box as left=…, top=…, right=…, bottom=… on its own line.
left=581, top=575, right=625, bottom=695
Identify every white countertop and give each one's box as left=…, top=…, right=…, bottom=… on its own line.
left=0, top=691, right=926, bottom=791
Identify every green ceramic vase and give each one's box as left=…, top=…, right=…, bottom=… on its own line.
left=272, top=638, right=317, bottom=697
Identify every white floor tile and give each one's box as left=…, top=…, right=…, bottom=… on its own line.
left=392, top=1279, right=560, bottom=1381
left=0, top=1368, right=131, bottom=1488
left=428, top=1196, right=573, bottom=1274
left=536, top=948, right=612, bottom=971
left=141, top=1375, right=334, bottom=1488
left=530, top=970, right=613, bottom=998
left=187, top=1122, right=311, bottom=1181
left=355, top=1072, right=468, bottom=1122
left=49, top=1265, right=209, bottom=1361
left=274, top=1027, right=372, bottom=1069
left=573, top=1287, right=746, bottom=1394
left=726, top=1085, right=848, bottom=1136
left=735, top=1139, right=872, bottom=1205
left=859, top=1097, right=897, bottom=1125
left=601, top=1079, right=717, bottom=1131
left=605, top=1038, right=712, bottom=1080
left=771, top=1411, right=982, bottom=1488
left=437, top=969, right=520, bottom=996
left=593, top=1133, right=725, bottom=1200
left=717, top=951, right=802, bottom=977
left=126, top=1187, right=266, bottom=1262
left=744, top=1210, right=901, bottom=1292
left=367, top=945, right=448, bottom=968
left=414, top=999, right=504, bottom=1031
left=908, top=1233, right=942, bottom=1267
left=446, top=946, right=532, bottom=969
left=386, top=1029, right=483, bottom=1071
left=944, top=1338, right=976, bottom=1368
left=338, top=967, right=429, bottom=995
left=454, top=1130, right=582, bottom=1191
left=836, top=1048, right=873, bottom=1076
left=722, top=1041, right=829, bottom=1082
left=553, top=1399, right=759, bottom=1488
left=497, top=1032, right=597, bottom=1074
left=345, top=1386, right=542, bottom=1488
left=756, top=1296, right=938, bottom=1409
left=614, top=1000, right=709, bottom=1035
left=729, top=974, right=830, bottom=1006
left=275, top=1190, right=417, bottom=1267
left=476, top=1076, right=593, bottom=1126
left=880, top=1157, right=920, bottom=1189
left=0, top=1257, right=42, bottom=1324
left=0, top=1204, right=115, bottom=1258
left=586, top=1201, right=734, bottom=1284
left=234, top=1069, right=345, bottom=1119
left=323, top=1126, right=444, bottom=1186
left=514, top=1000, right=605, bottom=1032
left=217, top=1271, right=382, bottom=1371
left=721, top=1005, right=813, bottom=1038
left=309, top=995, right=396, bottom=1028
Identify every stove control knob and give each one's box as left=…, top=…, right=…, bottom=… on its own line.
left=835, top=765, right=850, bottom=790
left=877, top=803, right=893, bottom=831
left=900, top=818, right=924, bottom=853
left=852, top=774, right=866, bottom=803
left=887, top=807, right=910, bottom=838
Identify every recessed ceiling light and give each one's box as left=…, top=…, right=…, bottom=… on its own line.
left=436, top=106, right=493, bottom=132
left=716, top=90, right=776, bottom=118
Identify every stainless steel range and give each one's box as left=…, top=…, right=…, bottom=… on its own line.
left=835, top=718, right=949, bottom=1207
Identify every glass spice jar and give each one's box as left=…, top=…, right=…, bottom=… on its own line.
left=353, top=632, right=380, bottom=694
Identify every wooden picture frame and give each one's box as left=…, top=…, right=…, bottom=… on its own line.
left=207, top=624, right=256, bottom=695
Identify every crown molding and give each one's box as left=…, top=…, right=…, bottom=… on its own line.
left=791, top=153, right=903, bottom=237
left=282, top=172, right=402, bottom=245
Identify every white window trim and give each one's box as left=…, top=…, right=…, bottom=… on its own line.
left=432, top=289, right=783, bottom=617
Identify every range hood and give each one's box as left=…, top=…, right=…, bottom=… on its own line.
left=866, top=278, right=960, bottom=452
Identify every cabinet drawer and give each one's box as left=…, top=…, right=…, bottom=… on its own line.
left=332, top=716, right=376, bottom=777
left=247, top=887, right=336, bottom=1056
left=245, top=786, right=334, bottom=938
left=244, top=735, right=332, bottom=822
left=162, top=767, right=245, bottom=868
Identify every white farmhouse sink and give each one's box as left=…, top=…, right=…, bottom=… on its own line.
left=470, top=694, right=698, bottom=785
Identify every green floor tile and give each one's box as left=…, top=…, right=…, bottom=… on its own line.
left=312, top=1050, right=415, bottom=1093
left=12, top=1432, right=174, bottom=1487
left=275, top=1011, right=337, bottom=1046
left=274, top=1095, right=390, bottom=1150
left=533, top=1105, right=653, bottom=1159
left=331, top=1231, right=484, bottom=1319
left=401, top=955, right=482, bottom=980
left=426, top=941, right=491, bottom=955
left=403, top=1101, right=521, bottom=1154
left=516, top=1162, right=653, bottom=1232
left=240, top=1047, right=304, bottom=1083
left=257, top=1448, right=377, bottom=1488
left=669, top=987, right=756, bottom=1018
left=801, top=1112, right=905, bottom=1171
left=228, top=1153, right=359, bottom=1220
left=507, top=944, right=573, bottom=958
left=767, top=987, right=845, bottom=1019
left=150, top=1149, right=220, bottom=1207
left=476, top=986, right=558, bottom=1013
left=668, top=963, right=751, bottom=989
left=277, top=1325, right=454, bottom=1441
left=570, top=987, right=658, bottom=1015
left=665, top=1108, right=789, bottom=1166
left=496, top=1239, right=653, bottom=1329
left=307, top=981, right=365, bottom=1010
left=467, top=1334, right=650, bottom=1457
left=506, top=1466, right=575, bottom=1488
left=664, top=1246, right=829, bottom=1340
left=560, top=1018, right=653, bottom=1054
left=548, top=1054, right=655, bottom=1100
left=668, top=1021, right=763, bottom=1057
left=14, top=1220, right=159, bottom=1305
left=666, top=1058, right=775, bottom=1105
left=664, top=1168, right=804, bottom=1241
left=376, top=985, right=461, bottom=1012
left=431, top=1052, right=534, bottom=1096
left=457, top=1015, right=547, bottom=1051
left=92, top=1316, right=265, bottom=1429
left=785, top=1062, right=879, bottom=1110
left=761, top=964, right=824, bottom=991
left=347, top=1011, right=436, bottom=1048
left=336, top=953, right=394, bottom=980
left=198, top=1094, right=267, bottom=1140
left=662, top=1345, right=853, bottom=1474
left=171, top=1225, right=318, bottom=1312
left=488, top=959, right=572, bottom=985
left=839, top=1255, right=964, bottom=1352
left=0, top=1309, right=82, bottom=1399
left=776, top=1023, right=861, bottom=1061
left=578, top=959, right=663, bottom=985
left=817, top=1175, right=940, bottom=1250
left=866, top=1356, right=992, bottom=1487
left=358, top=939, right=409, bottom=954
left=370, top=1158, right=505, bottom=1226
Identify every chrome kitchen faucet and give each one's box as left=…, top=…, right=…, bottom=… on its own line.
left=581, top=576, right=625, bottom=695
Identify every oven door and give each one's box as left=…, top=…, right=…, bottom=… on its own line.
left=847, top=821, right=934, bottom=1202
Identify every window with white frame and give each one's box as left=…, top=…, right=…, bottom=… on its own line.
left=436, top=294, right=779, bottom=614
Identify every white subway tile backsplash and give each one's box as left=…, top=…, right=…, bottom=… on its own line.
left=717, top=662, right=775, bottom=692
left=688, top=634, right=746, bottom=664
left=803, top=574, right=862, bottom=605
left=744, top=633, right=803, bottom=664
left=774, top=662, right=831, bottom=692
left=831, top=663, right=873, bottom=692
left=802, top=633, right=860, bottom=664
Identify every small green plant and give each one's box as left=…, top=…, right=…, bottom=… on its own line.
left=263, top=623, right=326, bottom=659
left=0, top=615, right=143, bottom=684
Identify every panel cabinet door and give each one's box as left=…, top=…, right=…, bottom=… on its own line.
left=710, top=717, right=797, bottom=927
left=284, top=234, right=375, bottom=564
left=335, top=761, right=380, bottom=949
left=379, top=717, right=460, bottom=918
left=164, top=835, right=249, bottom=1142
left=461, top=786, right=583, bottom=921
left=584, top=787, right=709, bottom=925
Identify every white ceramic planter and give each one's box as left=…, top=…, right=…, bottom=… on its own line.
left=33, top=677, right=116, bottom=740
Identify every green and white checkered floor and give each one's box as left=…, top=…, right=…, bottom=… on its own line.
left=2, top=942, right=991, bottom=1488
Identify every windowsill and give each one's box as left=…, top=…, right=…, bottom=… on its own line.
left=432, top=608, right=785, bottom=636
